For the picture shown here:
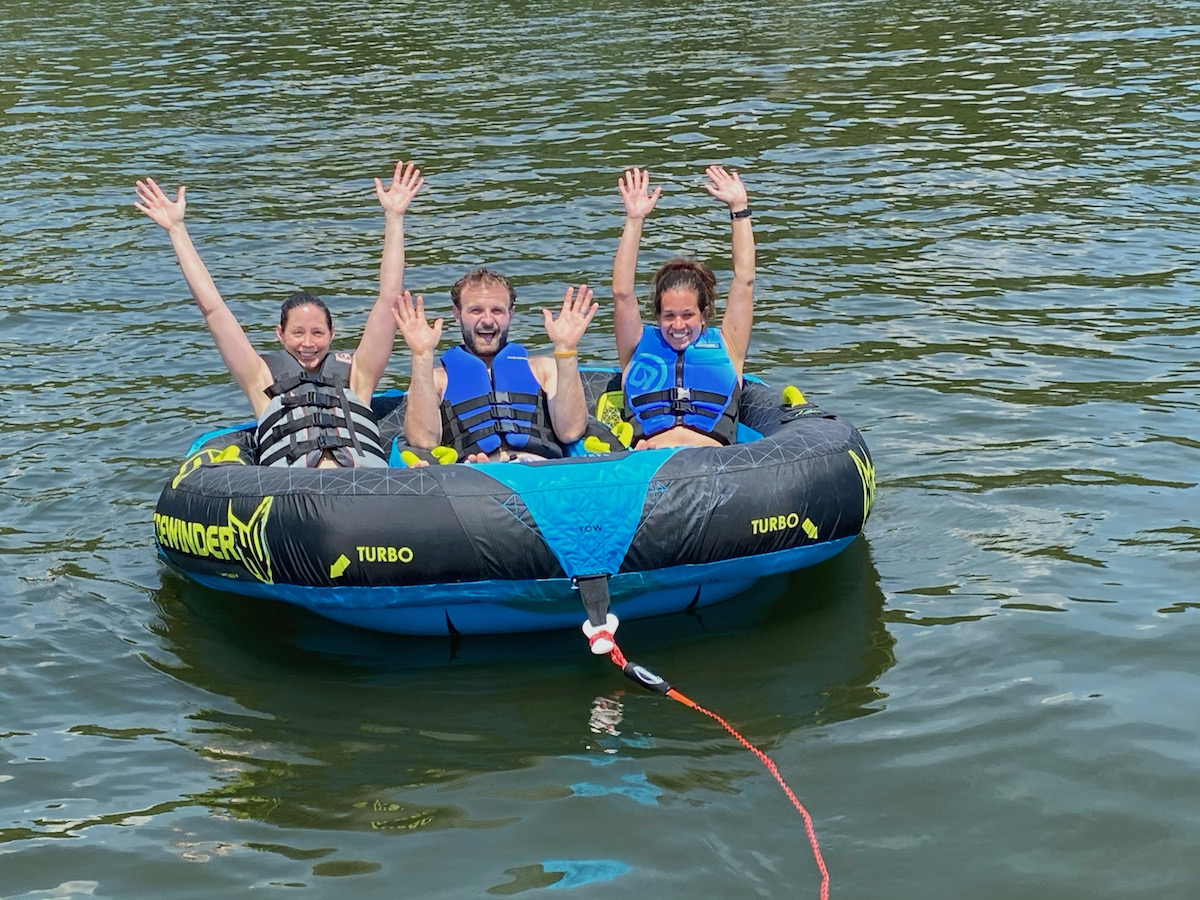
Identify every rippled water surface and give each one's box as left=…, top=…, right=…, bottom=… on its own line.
left=3, top=1, right=1199, bottom=897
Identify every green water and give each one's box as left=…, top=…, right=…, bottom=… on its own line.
left=3, top=0, right=1199, bottom=897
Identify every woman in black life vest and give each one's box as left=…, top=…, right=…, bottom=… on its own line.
left=134, top=160, right=423, bottom=468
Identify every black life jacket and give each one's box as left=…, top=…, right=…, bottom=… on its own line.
left=254, top=350, right=388, bottom=468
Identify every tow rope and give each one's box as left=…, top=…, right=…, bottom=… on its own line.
left=575, top=575, right=830, bottom=899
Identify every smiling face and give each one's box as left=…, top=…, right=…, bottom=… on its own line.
left=276, top=303, right=333, bottom=372
left=454, top=283, right=514, bottom=358
left=650, top=257, right=717, bottom=352
left=657, top=287, right=706, bottom=351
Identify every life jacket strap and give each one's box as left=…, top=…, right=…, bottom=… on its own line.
left=279, top=391, right=344, bottom=410
left=258, top=430, right=382, bottom=467
left=454, top=405, right=542, bottom=432
left=439, top=408, right=563, bottom=458
left=264, top=369, right=347, bottom=398
left=445, top=390, right=542, bottom=420
left=628, top=386, right=728, bottom=410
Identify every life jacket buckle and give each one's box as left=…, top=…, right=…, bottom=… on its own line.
left=282, top=390, right=320, bottom=408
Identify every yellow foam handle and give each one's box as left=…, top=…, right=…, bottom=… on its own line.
left=431, top=446, right=458, bottom=465
left=782, top=385, right=807, bottom=407
left=612, top=421, right=633, bottom=449
left=595, top=391, right=625, bottom=428
left=583, top=436, right=612, bottom=454
left=213, top=445, right=244, bottom=464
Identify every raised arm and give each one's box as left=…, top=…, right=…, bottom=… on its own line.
left=391, top=291, right=445, bottom=449
left=612, top=168, right=661, bottom=372
left=535, top=284, right=598, bottom=444
left=351, top=160, right=425, bottom=399
left=133, top=178, right=271, bottom=413
left=704, top=165, right=755, bottom=378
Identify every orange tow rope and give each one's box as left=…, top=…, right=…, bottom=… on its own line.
left=600, top=635, right=830, bottom=900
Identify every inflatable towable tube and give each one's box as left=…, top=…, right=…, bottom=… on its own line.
left=153, top=370, right=875, bottom=635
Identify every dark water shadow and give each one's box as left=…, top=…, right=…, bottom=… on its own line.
left=144, top=538, right=892, bottom=831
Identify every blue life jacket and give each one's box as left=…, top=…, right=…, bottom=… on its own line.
left=255, top=350, right=388, bottom=467
left=439, top=343, right=564, bottom=459
left=623, top=325, right=740, bottom=445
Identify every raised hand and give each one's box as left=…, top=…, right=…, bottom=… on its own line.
left=618, top=167, right=661, bottom=220
left=542, top=284, right=598, bottom=353
left=391, top=291, right=443, bottom=355
left=133, top=178, right=186, bottom=231
left=374, top=160, right=424, bottom=216
left=702, top=165, right=748, bottom=211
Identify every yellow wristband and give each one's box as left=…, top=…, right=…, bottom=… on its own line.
left=553, top=349, right=578, bottom=359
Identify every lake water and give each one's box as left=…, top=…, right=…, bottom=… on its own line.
left=3, top=0, right=1199, bottom=897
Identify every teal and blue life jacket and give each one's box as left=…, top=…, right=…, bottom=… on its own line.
left=623, top=325, right=740, bottom=445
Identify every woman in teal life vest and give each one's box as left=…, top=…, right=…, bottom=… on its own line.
left=134, top=161, right=423, bottom=468
left=611, top=165, right=755, bottom=449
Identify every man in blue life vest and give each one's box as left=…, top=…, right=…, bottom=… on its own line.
left=392, top=269, right=598, bottom=462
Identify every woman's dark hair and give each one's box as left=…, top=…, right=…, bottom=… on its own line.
left=279, top=291, right=333, bottom=331
left=651, top=257, right=717, bottom=321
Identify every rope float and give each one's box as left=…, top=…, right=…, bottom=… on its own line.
left=576, top=575, right=830, bottom=899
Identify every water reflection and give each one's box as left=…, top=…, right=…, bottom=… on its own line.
left=144, top=538, right=892, bottom=832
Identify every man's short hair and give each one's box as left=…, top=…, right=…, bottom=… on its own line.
left=450, top=268, right=517, bottom=309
